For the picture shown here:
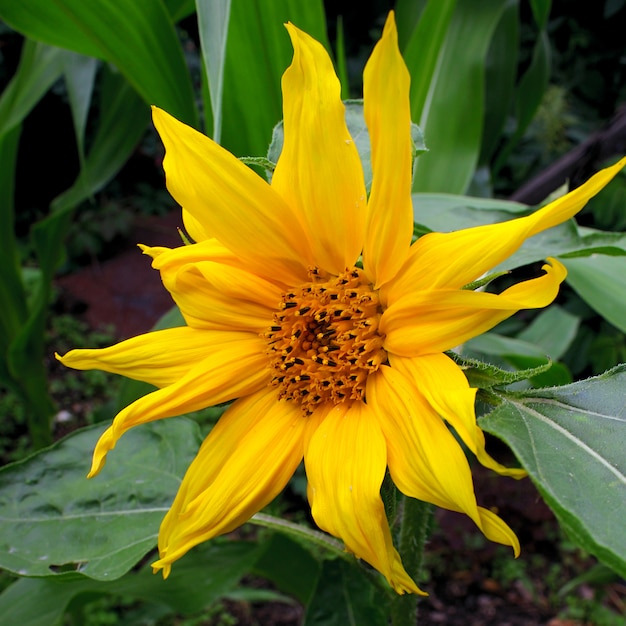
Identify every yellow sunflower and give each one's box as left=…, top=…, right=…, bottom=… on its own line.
left=57, top=13, right=626, bottom=595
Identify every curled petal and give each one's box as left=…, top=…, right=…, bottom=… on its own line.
left=56, top=327, right=253, bottom=390
left=152, top=107, right=313, bottom=284
left=88, top=334, right=269, bottom=477
left=152, top=389, right=305, bottom=577
left=382, top=259, right=567, bottom=356
left=304, top=402, right=424, bottom=594
left=271, top=24, right=367, bottom=274
left=389, top=353, right=526, bottom=478
left=388, top=156, right=626, bottom=298
left=362, top=12, right=413, bottom=288
left=368, top=366, right=520, bottom=555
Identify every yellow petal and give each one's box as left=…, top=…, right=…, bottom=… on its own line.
left=382, top=259, right=566, bottom=356
left=368, top=366, right=520, bottom=555
left=270, top=24, right=367, bottom=274
left=152, top=389, right=305, bottom=577
left=387, top=156, right=626, bottom=298
left=182, top=211, right=210, bottom=243
left=389, top=353, right=526, bottom=478
left=142, top=242, right=282, bottom=333
left=88, top=334, right=269, bottom=477
left=304, top=401, right=424, bottom=595
left=56, top=327, right=253, bottom=389
left=362, top=12, right=413, bottom=288
left=151, top=106, right=313, bottom=284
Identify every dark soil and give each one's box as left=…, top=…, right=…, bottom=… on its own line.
left=54, top=213, right=626, bottom=626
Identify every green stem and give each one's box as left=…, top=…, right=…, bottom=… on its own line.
left=391, top=496, right=433, bottom=626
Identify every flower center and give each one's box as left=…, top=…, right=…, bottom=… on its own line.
left=265, top=267, right=387, bottom=414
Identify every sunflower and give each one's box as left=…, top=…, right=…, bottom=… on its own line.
left=57, top=13, right=626, bottom=594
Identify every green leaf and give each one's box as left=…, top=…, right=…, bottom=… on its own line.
left=62, top=52, right=98, bottom=169
left=0, top=541, right=261, bottom=626
left=494, top=29, right=551, bottom=172
left=0, top=0, right=197, bottom=126
left=221, top=0, right=328, bottom=157
left=0, top=39, right=66, bottom=137
left=51, top=67, right=149, bottom=212
left=253, top=532, right=321, bottom=605
left=196, top=0, right=231, bottom=142
left=0, top=418, right=202, bottom=580
left=304, top=559, right=389, bottom=626
left=516, top=306, right=580, bottom=361
left=0, top=126, right=26, bottom=355
left=454, top=351, right=553, bottom=389
left=407, top=0, right=508, bottom=193
left=479, top=0, right=519, bottom=165
left=529, top=0, right=552, bottom=29
left=480, top=365, right=626, bottom=579
left=561, top=255, right=626, bottom=334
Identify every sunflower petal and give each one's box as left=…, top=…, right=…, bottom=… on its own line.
left=390, top=353, right=526, bottom=478
left=56, top=327, right=254, bottom=389
left=142, top=242, right=282, bottom=333
left=270, top=24, right=367, bottom=274
left=387, top=156, right=626, bottom=297
left=362, top=12, right=413, bottom=288
left=382, top=259, right=566, bottom=356
left=88, top=334, right=268, bottom=477
left=152, top=389, right=305, bottom=577
left=152, top=106, right=313, bottom=283
left=368, top=366, right=519, bottom=554
left=304, top=401, right=424, bottom=594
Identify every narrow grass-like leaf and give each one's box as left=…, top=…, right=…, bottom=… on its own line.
left=480, top=366, right=626, bottom=579
left=196, top=0, right=231, bottom=142
left=0, top=0, right=197, bottom=125
left=407, top=0, right=507, bottom=193
left=221, top=0, right=328, bottom=157
left=0, top=39, right=65, bottom=137
left=0, top=418, right=202, bottom=579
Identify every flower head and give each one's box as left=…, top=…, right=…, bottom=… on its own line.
left=58, top=13, right=626, bottom=595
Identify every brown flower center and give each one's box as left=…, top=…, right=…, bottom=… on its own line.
left=265, top=267, right=387, bottom=414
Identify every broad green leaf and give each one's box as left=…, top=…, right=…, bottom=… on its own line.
left=0, top=39, right=65, bottom=137
left=0, top=0, right=197, bottom=126
left=196, top=0, right=231, bottom=142
left=516, top=306, right=580, bottom=361
left=304, top=559, right=389, bottom=626
left=407, top=0, right=508, bottom=193
left=253, top=532, right=321, bottom=605
left=480, top=366, right=626, bottom=579
left=0, top=541, right=261, bottom=626
left=0, top=418, right=202, bottom=580
left=165, top=0, right=196, bottom=22
left=221, top=0, right=328, bottom=157
left=561, top=255, right=626, bottom=333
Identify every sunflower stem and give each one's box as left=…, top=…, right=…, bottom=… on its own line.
left=391, top=497, right=433, bottom=626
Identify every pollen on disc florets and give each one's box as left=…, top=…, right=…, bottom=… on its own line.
left=264, top=267, right=387, bottom=414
